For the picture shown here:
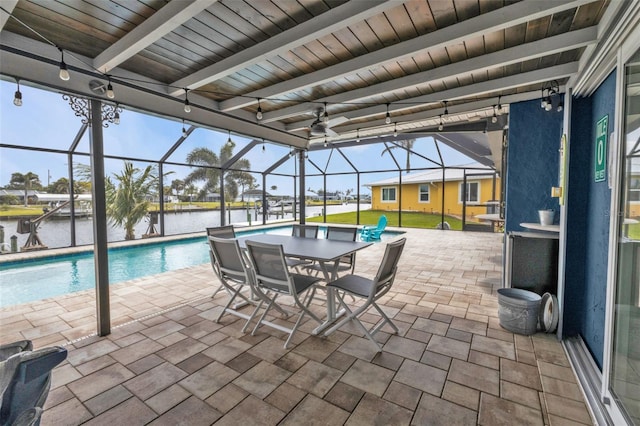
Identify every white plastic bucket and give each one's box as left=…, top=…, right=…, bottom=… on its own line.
left=497, top=288, right=541, bottom=335
left=538, top=209, right=554, bottom=225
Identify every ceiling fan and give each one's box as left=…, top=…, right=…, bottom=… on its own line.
left=308, top=107, right=348, bottom=137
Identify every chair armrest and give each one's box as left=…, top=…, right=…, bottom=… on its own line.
left=0, top=340, right=32, bottom=361
left=17, top=347, right=67, bottom=384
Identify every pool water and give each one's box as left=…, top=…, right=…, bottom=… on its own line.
left=0, top=225, right=402, bottom=307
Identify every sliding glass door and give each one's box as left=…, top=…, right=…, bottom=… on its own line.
left=610, top=46, right=640, bottom=425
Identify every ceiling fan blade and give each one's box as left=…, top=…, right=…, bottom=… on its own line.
left=327, top=116, right=348, bottom=127
left=325, top=127, right=338, bottom=137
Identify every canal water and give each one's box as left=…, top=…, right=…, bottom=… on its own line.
left=0, top=203, right=370, bottom=250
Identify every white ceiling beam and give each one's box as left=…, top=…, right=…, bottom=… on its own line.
left=168, top=0, right=400, bottom=96
left=262, top=27, right=597, bottom=123
left=571, top=0, right=640, bottom=96
left=93, top=0, right=218, bottom=73
left=0, top=0, right=19, bottom=31
left=315, top=90, right=546, bottom=145
left=288, top=62, right=579, bottom=131
left=0, top=32, right=307, bottom=148
left=219, top=0, right=595, bottom=112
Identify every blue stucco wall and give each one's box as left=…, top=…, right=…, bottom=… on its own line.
left=505, top=99, right=563, bottom=232
left=563, top=71, right=616, bottom=369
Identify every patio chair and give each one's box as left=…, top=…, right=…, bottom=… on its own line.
left=208, top=236, right=261, bottom=328
left=245, top=240, right=323, bottom=348
left=206, top=225, right=236, bottom=239
left=360, top=215, right=387, bottom=241
left=206, top=225, right=237, bottom=299
left=324, top=237, right=406, bottom=352
left=306, top=226, right=358, bottom=279
left=0, top=340, right=32, bottom=361
left=0, top=344, right=67, bottom=426
left=286, top=224, right=319, bottom=273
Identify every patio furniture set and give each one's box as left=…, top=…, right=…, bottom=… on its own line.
left=206, top=223, right=405, bottom=352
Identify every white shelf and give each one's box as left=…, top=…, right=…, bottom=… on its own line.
left=476, top=213, right=503, bottom=222
left=520, top=222, right=560, bottom=233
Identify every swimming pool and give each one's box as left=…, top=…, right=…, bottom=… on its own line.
left=0, top=225, right=403, bottom=307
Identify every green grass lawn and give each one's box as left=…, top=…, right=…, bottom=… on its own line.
left=0, top=205, right=47, bottom=217
left=306, top=209, right=464, bottom=230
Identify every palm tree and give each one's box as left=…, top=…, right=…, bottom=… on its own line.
left=184, top=141, right=253, bottom=202
left=105, top=162, right=157, bottom=240
left=170, top=179, right=185, bottom=201
left=10, top=172, right=41, bottom=206
left=48, top=177, right=71, bottom=194
left=381, top=139, right=416, bottom=172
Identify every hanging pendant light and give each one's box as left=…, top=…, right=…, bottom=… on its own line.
left=385, top=103, right=391, bottom=124
left=256, top=98, right=263, bottom=121
left=113, top=104, right=120, bottom=125
left=13, top=79, right=22, bottom=107
left=58, top=48, right=70, bottom=81
left=106, top=77, right=115, bottom=99
left=183, top=88, right=191, bottom=113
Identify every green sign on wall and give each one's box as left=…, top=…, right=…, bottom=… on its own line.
left=595, top=115, right=608, bottom=182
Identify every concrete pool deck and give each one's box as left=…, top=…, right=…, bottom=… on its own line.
left=0, top=228, right=593, bottom=425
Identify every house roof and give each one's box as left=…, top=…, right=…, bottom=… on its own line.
left=365, top=163, right=496, bottom=187
left=241, top=189, right=270, bottom=196
left=1, top=0, right=629, bottom=154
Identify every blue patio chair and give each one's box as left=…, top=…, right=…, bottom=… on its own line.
left=360, top=215, right=387, bottom=241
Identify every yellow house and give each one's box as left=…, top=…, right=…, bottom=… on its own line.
left=365, top=163, right=501, bottom=219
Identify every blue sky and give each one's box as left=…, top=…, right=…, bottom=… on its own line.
left=0, top=80, right=473, bottom=195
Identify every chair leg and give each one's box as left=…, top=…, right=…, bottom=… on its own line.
left=242, top=299, right=263, bottom=332
left=215, top=283, right=254, bottom=323
left=284, top=310, right=307, bottom=349
left=252, top=293, right=279, bottom=336
left=216, top=289, right=239, bottom=323
left=325, top=293, right=383, bottom=352
left=211, top=283, right=225, bottom=298
left=371, top=302, right=399, bottom=334
left=283, top=288, right=321, bottom=349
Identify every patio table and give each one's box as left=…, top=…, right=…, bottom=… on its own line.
left=237, top=233, right=372, bottom=334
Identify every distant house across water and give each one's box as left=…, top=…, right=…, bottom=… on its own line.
left=365, top=163, right=500, bottom=218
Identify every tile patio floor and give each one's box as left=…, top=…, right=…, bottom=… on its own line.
left=0, top=228, right=594, bottom=425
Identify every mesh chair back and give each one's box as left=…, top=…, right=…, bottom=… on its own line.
left=206, top=225, right=236, bottom=238
left=374, top=238, right=406, bottom=289
left=326, top=226, right=357, bottom=242
left=327, top=226, right=358, bottom=269
left=208, top=236, right=247, bottom=282
left=245, top=241, right=291, bottom=293
left=292, top=224, right=318, bottom=238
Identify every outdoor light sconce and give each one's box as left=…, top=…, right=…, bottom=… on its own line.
left=540, top=80, right=563, bottom=112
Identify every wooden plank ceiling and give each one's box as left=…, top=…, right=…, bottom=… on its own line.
left=0, top=0, right=611, bottom=150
